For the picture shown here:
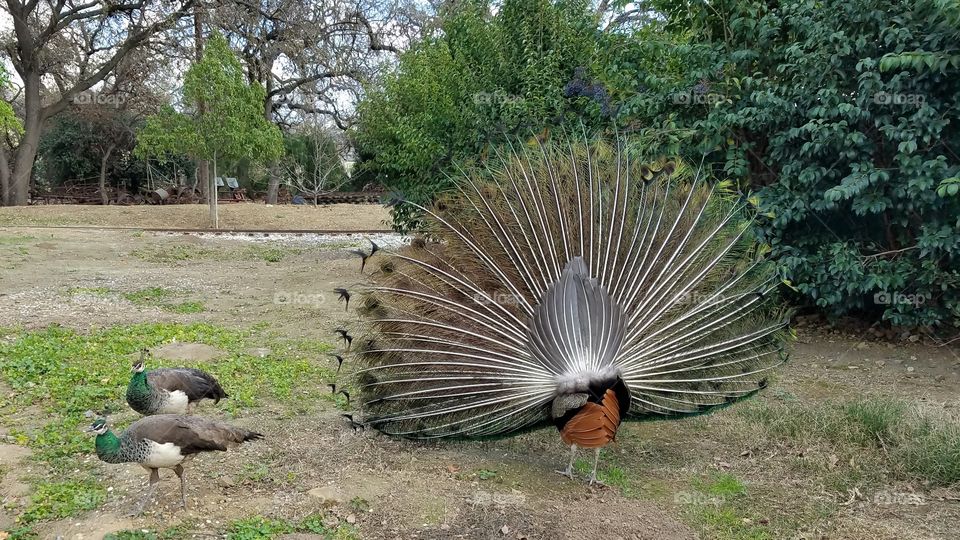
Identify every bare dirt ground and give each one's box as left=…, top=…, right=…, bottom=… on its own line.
left=0, top=203, right=393, bottom=230
left=0, top=207, right=958, bottom=540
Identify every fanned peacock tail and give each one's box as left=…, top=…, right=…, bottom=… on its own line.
left=353, top=136, right=793, bottom=439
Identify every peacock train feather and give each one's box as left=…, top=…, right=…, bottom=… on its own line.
left=352, top=136, right=793, bottom=442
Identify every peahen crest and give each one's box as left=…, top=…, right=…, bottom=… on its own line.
left=353, top=136, right=792, bottom=439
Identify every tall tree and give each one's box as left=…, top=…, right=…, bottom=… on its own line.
left=0, top=0, right=196, bottom=205
left=212, top=0, right=423, bottom=203
left=0, top=64, right=24, bottom=205
left=136, top=32, right=284, bottom=228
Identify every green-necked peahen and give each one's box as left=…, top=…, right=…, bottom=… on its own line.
left=85, top=415, right=262, bottom=514
left=126, top=349, right=228, bottom=416
left=347, top=136, right=793, bottom=484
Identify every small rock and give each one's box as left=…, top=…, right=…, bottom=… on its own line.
left=855, top=342, right=869, bottom=350
left=346, top=514, right=356, bottom=524
left=906, top=366, right=915, bottom=373
left=910, top=355, right=918, bottom=361
left=909, top=335, right=920, bottom=343
left=501, top=525, right=511, bottom=535
left=245, top=347, right=271, bottom=358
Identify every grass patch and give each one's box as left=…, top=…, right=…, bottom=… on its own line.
left=227, top=514, right=358, bottom=540
left=0, top=234, right=35, bottom=245
left=0, top=323, right=335, bottom=525
left=131, top=244, right=213, bottom=263
left=739, top=398, right=960, bottom=486
left=20, top=480, right=106, bottom=523
left=682, top=473, right=772, bottom=540
left=122, top=288, right=204, bottom=313
left=245, top=245, right=300, bottom=263
left=165, top=301, right=205, bottom=314
left=123, top=287, right=176, bottom=305
left=571, top=456, right=637, bottom=495
left=103, top=523, right=195, bottom=540
left=68, top=286, right=113, bottom=296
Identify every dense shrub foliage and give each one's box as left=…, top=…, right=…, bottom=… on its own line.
left=351, top=0, right=600, bottom=230
left=353, top=0, right=960, bottom=328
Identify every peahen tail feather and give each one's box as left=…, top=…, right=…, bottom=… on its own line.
left=353, top=136, right=792, bottom=439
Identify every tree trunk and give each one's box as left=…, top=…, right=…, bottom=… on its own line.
left=267, top=163, right=281, bottom=204
left=9, top=73, right=42, bottom=205
left=9, top=119, right=41, bottom=205
left=0, top=144, right=10, bottom=206
left=196, top=159, right=209, bottom=198
left=209, top=151, right=219, bottom=229
left=99, top=144, right=116, bottom=205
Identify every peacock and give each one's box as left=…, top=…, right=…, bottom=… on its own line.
left=346, top=136, right=792, bottom=483
left=126, top=349, right=228, bottom=416
left=85, top=415, right=262, bottom=514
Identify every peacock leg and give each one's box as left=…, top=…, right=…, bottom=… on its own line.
left=130, top=468, right=160, bottom=516
left=555, top=444, right=576, bottom=479
left=588, top=448, right=603, bottom=485
left=174, top=464, right=186, bottom=508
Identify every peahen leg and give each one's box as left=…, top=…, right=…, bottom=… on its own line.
left=588, top=448, right=603, bottom=485
left=555, top=444, right=577, bottom=479
left=174, top=464, right=186, bottom=509
left=130, top=468, right=160, bottom=516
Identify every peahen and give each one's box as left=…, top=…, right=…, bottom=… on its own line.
left=126, top=349, right=228, bottom=416
left=85, top=415, right=262, bottom=514
left=348, top=136, right=792, bottom=483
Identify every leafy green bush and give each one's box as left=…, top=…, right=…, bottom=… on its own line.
left=611, top=0, right=960, bottom=327
left=351, top=0, right=599, bottom=231
left=354, top=0, right=959, bottom=327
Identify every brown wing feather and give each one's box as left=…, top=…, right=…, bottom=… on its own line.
left=559, top=390, right=622, bottom=449
left=147, top=368, right=228, bottom=403
left=126, top=415, right=263, bottom=455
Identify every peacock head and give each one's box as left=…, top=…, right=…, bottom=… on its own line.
left=83, top=417, right=109, bottom=436
left=131, top=349, right=149, bottom=373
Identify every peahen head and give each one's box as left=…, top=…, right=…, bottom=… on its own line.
left=131, top=349, right=149, bottom=373
left=83, top=417, right=109, bottom=435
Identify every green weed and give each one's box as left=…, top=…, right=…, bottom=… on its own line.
left=227, top=514, right=358, bottom=540
left=20, top=480, right=106, bottom=523
left=165, top=301, right=205, bottom=314
left=68, top=287, right=113, bottom=297
left=131, top=245, right=213, bottom=263
left=123, top=287, right=176, bottom=305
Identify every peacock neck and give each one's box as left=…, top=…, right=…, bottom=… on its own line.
left=95, top=431, right=125, bottom=463
left=128, top=370, right=150, bottom=396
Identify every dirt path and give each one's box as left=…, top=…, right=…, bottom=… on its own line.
left=1, top=221, right=958, bottom=540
